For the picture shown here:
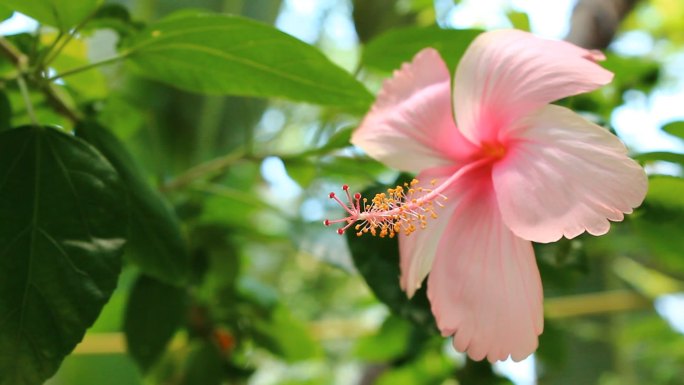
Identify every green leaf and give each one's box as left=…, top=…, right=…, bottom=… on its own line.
left=346, top=178, right=437, bottom=331
left=252, top=305, right=321, bottom=362
left=0, top=5, right=12, bottom=22
left=124, top=274, right=187, bottom=372
left=634, top=151, right=684, bottom=165
left=2, top=0, right=103, bottom=30
left=0, top=125, right=126, bottom=385
left=355, top=315, right=412, bottom=362
left=76, top=122, right=190, bottom=284
left=122, top=13, right=372, bottom=111
left=631, top=176, right=684, bottom=273
left=643, top=176, right=684, bottom=210
left=662, top=121, right=684, bottom=141
left=362, top=26, right=482, bottom=72
left=507, top=11, right=531, bottom=31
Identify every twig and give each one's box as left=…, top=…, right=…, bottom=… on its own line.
left=46, top=54, right=128, bottom=81
left=160, top=148, right=247, bottom=193
left=16, top=76, right=38, bottom=126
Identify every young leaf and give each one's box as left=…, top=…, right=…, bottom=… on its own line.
left=2, top=0, right=103, bottom=31
left=124, top=274, right=187, bottom=372
left=0, top=125, right=126, bottom=385
left=122, top=13, right=373, bottom=111
left=76, top=122, right=190, bottom=284
left=362, top=26, right=482, bottom=72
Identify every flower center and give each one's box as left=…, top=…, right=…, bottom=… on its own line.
left=323, top=158, right=491, bottom=237
left=481, top=142, right=507, bottom=159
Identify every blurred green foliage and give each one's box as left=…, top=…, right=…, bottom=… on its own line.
left=0, top=0, right=683, bottom=385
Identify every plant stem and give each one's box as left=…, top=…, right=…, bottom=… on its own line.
left=17, top=75, right=38, bottom=126
left=41, top=6, right=103, bottom=68
left=46, top=54, right=128, bottom=81
left=160, top=147, right=247, bottom=193
left=36, top=30, right=64, bottom=69
left=0, top=37, right=28, bottom=70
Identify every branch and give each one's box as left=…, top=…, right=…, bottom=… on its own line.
left=565, top=0, right=640, bottom=49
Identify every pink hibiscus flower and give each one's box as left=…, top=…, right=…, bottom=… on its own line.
left=325, top=30, right=648, bottom=362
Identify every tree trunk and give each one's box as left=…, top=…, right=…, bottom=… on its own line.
left=565, top=0, right=640, bottom=49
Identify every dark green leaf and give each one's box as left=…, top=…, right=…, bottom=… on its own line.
left=76, top=121, right=190, bottom=284
left=124, top=274, right=187, bottom=372
left=603, top=54, right=660, bottom=93
left=346, top=178, right=437, bottom=331
left=352, top=0, right=419, bottom=43
left=85, top=3, right=142, bottom=37
left=634, top=151, right=684, bottom=165
left=0, top=125, right=125, bottom=385
left=122, top=13, right=373, bottom=111
left=363, top=26, right=482, bottom=72
left=2, top=0, right=103, bottom=30
left=179, top=342, right=224, bottom=385
left=0, top=92, right=10, bottom=131
left=662, top=121, right=684, bottom=141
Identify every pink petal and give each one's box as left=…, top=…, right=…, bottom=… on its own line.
left=427, top=173, right=543, bottom=362
left=453, top=29, right=613, bottom=144
left=493, top=105, right=648, bottom=243
left=351, top=48, right=478, bottom=173
left=399, top=165, right=462, bottom=298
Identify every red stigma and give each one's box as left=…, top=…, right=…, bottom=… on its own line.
left=354, top=193, right=361, bottom=200
left=323, top=219, right=330, bottom=226
left=329, top=192, right=335, bottom=199
left=337, top=228, right=345, bottom=235
left=342, top=184, right=349, bottom=191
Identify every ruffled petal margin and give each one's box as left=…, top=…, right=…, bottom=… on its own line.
left=493, top=105, right=648, bottom=243
left=427, top=171, right=543, bottom=362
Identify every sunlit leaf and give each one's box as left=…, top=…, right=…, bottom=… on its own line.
left=2, top=0, right=103, bottom=30
left=662, top=121, right=684, bottom=141
left=362, top=26, right=482, bottom=72
left=634, top=151, right=684, bottom=165
left=123, top=13, right=373, bottom=111
left=124, top=274, right=187, bottom=372
left=0, top=125, right=125, bottom=385
left=507, top=10, right=531, bottom=31
left=76, top=121, right=190, bottom=284
left=0, top=5, right=12, bottom=22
